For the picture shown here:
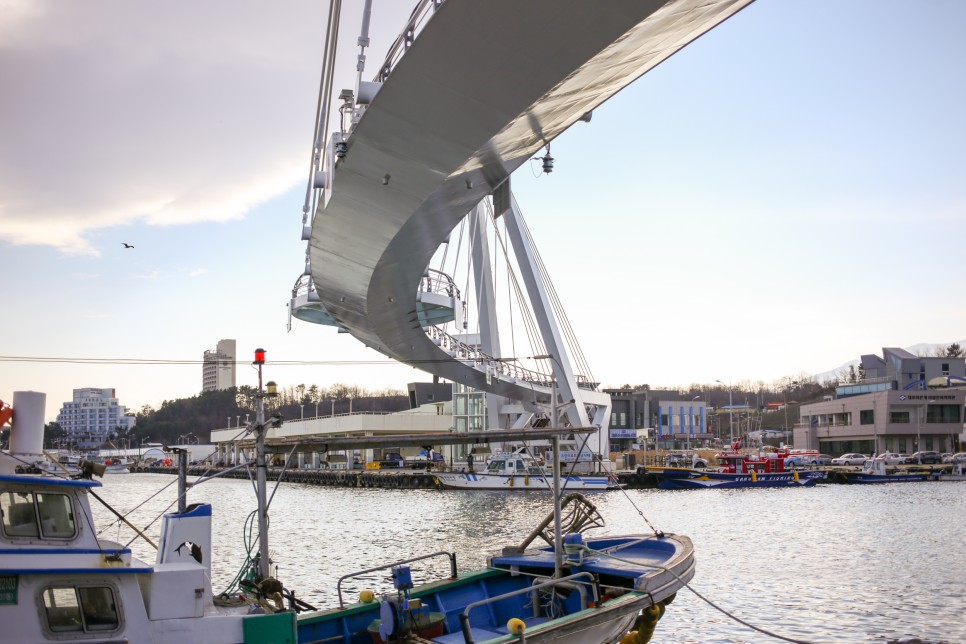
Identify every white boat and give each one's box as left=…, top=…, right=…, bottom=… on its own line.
left=435, top=449, right=622, bottom=491
left=1, top=392, right=283, bottom=643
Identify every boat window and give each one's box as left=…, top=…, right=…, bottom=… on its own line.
left=1, top=491, right=75, bottom=540
left=487, top=460, right=505, bottom=472
left=79, top=586, right=120, bottom=631
left=514, top=460, right=525, bottom=471
left=43, top=587, right=83, bottom=632
left=43, top=585, right=120, bottom=634
left=1, top=491, right=39, bottom=538
left=37, top=493, right=76, bottom=539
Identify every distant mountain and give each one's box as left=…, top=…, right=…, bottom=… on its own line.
left=814, top=340, right=966, bottom=383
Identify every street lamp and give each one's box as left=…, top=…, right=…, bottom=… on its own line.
left=716, top=380, right=734, bottom=447
left=917, top=399, right=935, bottom=463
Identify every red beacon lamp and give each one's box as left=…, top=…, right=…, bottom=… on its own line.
left=254, top=348, right=266, bottom=365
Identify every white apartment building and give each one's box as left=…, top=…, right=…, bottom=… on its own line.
left=202, top=339, right=236, bottom=392
left=56, top=388, right=136, bottom=449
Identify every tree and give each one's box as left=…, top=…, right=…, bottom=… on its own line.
left=944, top=343, right=963, bottom=358
left=43, top=421, right=66, bottom=448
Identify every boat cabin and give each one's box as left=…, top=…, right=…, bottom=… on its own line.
left=484, top=452, right=545, bottom=477
left=715, top=445, right=792, bottom=474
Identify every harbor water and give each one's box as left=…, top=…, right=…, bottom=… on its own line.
left=92, top=474, right=966, bottom=643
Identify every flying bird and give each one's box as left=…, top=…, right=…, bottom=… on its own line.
left=122, top=243, right=134, bottom=248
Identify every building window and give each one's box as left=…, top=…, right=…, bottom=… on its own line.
left=859, top=409, right=874, bottom=425
left=889, top=411, right=910, bottom=424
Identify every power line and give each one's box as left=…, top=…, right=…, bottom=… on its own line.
left=0, top=355, right=514, bottom=367
left=0, top=356, right=401, bottom=366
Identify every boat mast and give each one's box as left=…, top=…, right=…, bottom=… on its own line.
left=253, top=348, right=271, bottom=580
left=551, top=378, right=563, bottom=577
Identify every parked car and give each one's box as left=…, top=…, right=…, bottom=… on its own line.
left=903, top=451, right=942, bottom=465
left=664, top=453, right=709, bottom=468
left=407, top=449, right=445, bottom=469
left=831, top=453, right=868, bottom=466
left=942, top=452, right=966, bottom=464
left=379, top=452, right=405, bottom=468
left=874, top=452, right=905, bottom=465
left=809, top=454, right=834, bottom=465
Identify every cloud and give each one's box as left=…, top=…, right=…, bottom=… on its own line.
left=134, top=271, right=160, bottom=280
left=0, top=0, right=339, bottom=255
left=187, top=268, right=208, bottom=277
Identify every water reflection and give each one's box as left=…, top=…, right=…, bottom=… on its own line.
left=91, top=475, right=966, bottom=643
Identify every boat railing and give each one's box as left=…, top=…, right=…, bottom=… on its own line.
left=458, top=572, right=598, bottom=643
left=335, top=550, right=457, bottom=609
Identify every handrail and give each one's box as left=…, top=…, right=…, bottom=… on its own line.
left=424, top=325, right=596, bottom=390
left=375, top=0, right=444, bottom=83
left=336, top=550, right=457, bottom=608
left=457, top=572, right=598, bottom=644
left=422, top=268, right=461, bottom=301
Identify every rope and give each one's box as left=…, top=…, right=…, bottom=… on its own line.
left=219, top=510, right=260, bottom=598
left=580, top=543, right=818, bottom=644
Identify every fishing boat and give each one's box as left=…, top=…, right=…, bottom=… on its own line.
left=834, top=459, right=931, bottom=484
left=0, top=391, right=300, bottom=643
left=653, top=443, right=826, bottom=489
left=434, top=448, right=622, bottom=491
left=2, top=384, right=694, bottom=643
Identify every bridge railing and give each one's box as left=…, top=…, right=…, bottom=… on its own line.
left=291, top=274, right=318, bottom=299
left=422, top=268, right=461, bottom=301
left=377, top=0, right=445, bottom=82
left=423, top=326, right=596, bottom=391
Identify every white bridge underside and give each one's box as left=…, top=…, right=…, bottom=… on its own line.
left=311, top=0, right=752, bottom=405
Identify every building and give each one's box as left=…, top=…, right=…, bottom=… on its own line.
left=202, top=339, right=236, bottom=393
left=796, top=348, right=966, bottom=455
left=837, top=347, right=966, bottom=397
left=605, top=388, right=710, bottom=451
left=56, top=388, right=136, bottom=450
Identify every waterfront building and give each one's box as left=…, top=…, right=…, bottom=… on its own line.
left=605, top=388, right=710, bottom=451
left=209, top=401, right=453, bottom=467
left=837, top=347, right=966, bottom=396
left=796, top=348, right=966, bottom=454
left=202, top=339, right=236, bottom=392
left=56, top=388, right=136, bottom=450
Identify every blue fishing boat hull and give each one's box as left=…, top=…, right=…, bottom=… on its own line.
left=839, top=472, right=931, bottom=484
left=657, top=470, right=825, bottom=490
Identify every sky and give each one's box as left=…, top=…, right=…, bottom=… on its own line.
left=1, top=0, right=964, bottom=420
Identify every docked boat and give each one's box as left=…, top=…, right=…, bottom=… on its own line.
left=434, top=448, right=622, bottom=491
left=0, top=392, right=289, bottom=643
left=653, top=443, right=826, bottom=489
left=2, top=387, right=694, bottom=644
left=834, top=459, right=931, bottom=484
left=100, top=457, right=133, bottom=474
